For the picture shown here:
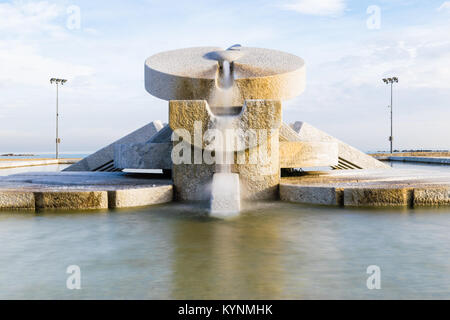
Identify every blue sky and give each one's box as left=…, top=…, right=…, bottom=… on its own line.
left=0, top=0, right=449, bottom=153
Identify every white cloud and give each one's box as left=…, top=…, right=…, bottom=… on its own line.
left=309, top=23, right=450, bottom=90
left=282, top=0, right=346, bottom=16
left=0, top=1, right=92, bottom=87
left=0, top=1, right=64, bottom=35
left=438, top=1, right=450, bottom=11
left=0, top=41, right=93, bottom=87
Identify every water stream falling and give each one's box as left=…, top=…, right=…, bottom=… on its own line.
left=209, top=59, right=241, bottom=218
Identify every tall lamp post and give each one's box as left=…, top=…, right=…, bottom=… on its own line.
left=50, top=78, right=68, bottom=159
left=382, top=77, right=398, bottom=154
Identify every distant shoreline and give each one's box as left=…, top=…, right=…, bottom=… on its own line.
left=1, top=153, right=36, bottom=157
left=0, top=153, right=89, bottom=160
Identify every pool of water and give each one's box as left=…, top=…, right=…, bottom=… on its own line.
left=386, top=161, right=449, bottom=172
left=1, top=202, right=449, bottom=300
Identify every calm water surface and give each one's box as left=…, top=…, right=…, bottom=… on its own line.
left=0, top=161, right=449, bottom=299
left=387, top=160, right=449, bottom=172
left=1, top=202, right=450, bottom=299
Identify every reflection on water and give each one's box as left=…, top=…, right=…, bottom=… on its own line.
left=171, top=203, right=284, bottom=299
left=0, top=202, right=450, bottom=299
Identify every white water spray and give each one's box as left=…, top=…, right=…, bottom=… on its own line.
left=209, top=59, right=241, bottom=218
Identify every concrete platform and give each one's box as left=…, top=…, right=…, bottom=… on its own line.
left=0, top=172, right=173, bottom=211
left=280, top=169, right=450, bottom=207
left=1, top=169, right=449, bottom=211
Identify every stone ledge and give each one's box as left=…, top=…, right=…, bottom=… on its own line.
left=280, top=169, right=450, bottom=207
left=280, top=183, right=450, bottom=207
left=108, top=185, right=173, bottom=208
left=35, top=191, right=108, bottom=210
left=343, top=187, right=411, bottom=207
left=0, top=172, right=174, bottom=211
left=414, top=187, right=450, bottom=206
left=280, top=185, right=342, bottom=206
left=0, top=191, right=35, bottom=210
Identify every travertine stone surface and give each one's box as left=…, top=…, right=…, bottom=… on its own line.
left=1, top=169, right=448, bottom=209
left=0, top=172, right=173, bottom=210
left=279, top=123, right=303, bottom=142
left=343, top=187, right=411, bottom=207
left=280, top=185, right=342, bottom=206
left=115, top=142, right=172, bottom=169
left=114, top=124, right=173, bottom=170
left=241, top=100, right=281, bottom=129
left=146, top=47, right=305, bottom=105
left=170, top=99, right=281, bottom=200
left=65, top=121, right=164, bottom=172
left=115, top=124, right=339, bottom=171
left=0, top=191, right=35, bottom=209
left=233, top=129, right=280, bottom=200
left=290, top=122, right=389, bottom=169
left=279, top=141, right=338, bottom=168
left=114, top=125, right=174, bottom=169
left=172, top=164, right=215, bottom=201
left=414, top=187, right=450, bottom=206
left=108, top=185, right=173, bottom=208
left=280, top=168, right=450, bottom=207
left=170, top=99, right=281, bottom=149
left=35, top=191, right=108, bottom=210
left=233, top=100, right=281, bottom=200
left=169, top=100, right=210, bottom=149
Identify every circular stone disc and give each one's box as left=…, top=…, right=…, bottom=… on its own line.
left=145, top=46, right=305, bottom=104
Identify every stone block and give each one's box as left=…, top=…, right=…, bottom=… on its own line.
left=146, top=47, right=305, bottom=105
left=344, top=187, right=411, bottom=207
left=280, top=184, right=342, bottom=205
left=35, top=191, right=108, bottom=210
left=108, top=185, right=173, bottom=208
left=414, top=187, right=450, bottom=206
left=290, top=122, right=390, bottom=169
left=0, top=191, right=35, bottom=210
left=114, top=124, right=174, bottom=169
left=115, top=142, right=172, bottom=169
left=279, top=141, right=338, bottom=168
left=172, top=164, right=215, bottom=201
left=170, top=99, right=282, bottom=201
left=64, top=121, right=164, bottom=172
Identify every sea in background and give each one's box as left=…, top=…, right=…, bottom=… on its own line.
left=0, top=153, right=89, bottom=176
left=0, top=152, right=89, bottom=159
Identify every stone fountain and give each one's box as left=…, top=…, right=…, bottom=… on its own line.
left=2, top=46, right=447, bottom=212
left=110, top=46, right=386, bottom=214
